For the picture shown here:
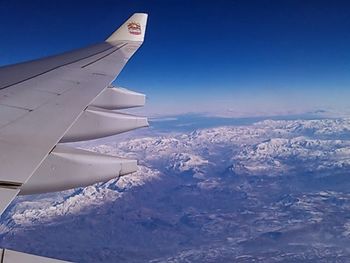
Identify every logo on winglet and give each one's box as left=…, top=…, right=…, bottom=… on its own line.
left=127, top=22, right=142, bottom=35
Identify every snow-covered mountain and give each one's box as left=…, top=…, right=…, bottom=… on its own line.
left=112, top=118, right=350, bottom=176
left=0, top=117, right=349, bottom=262
left=2, top=117, right=350, bottom=228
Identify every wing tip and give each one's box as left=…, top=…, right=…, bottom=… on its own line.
left=106, top=13, right=148, bottom=44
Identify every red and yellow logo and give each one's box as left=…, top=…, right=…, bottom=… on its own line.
left=127, top=22, right=142, bottom=35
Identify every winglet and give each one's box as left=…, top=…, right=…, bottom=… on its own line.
left=106, top=13, right=148, bottom=43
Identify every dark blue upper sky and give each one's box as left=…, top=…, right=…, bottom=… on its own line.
left=0, top=0, right=349, bottom=116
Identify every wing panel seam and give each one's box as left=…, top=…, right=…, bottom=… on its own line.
left=0, top=44, right=122, bottom=91
left=0, top=103, right=32, bottom=112
left=81, top=43, right=128, bottom=68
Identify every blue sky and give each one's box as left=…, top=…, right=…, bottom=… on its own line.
left=0, top=0, right=349, bottom=116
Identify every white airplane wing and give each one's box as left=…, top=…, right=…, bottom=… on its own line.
left=0, top=13, right=148, bottom=262
left=1, top=249, right=70, bottom=263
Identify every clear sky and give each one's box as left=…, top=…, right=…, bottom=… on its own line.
left=0, top=0, right=349, bottom=117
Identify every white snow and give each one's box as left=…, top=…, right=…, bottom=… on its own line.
left=1, top=118, right=349, bottom=230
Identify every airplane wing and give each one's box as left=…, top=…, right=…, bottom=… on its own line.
left=0, top=13, right=148, bottom=262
